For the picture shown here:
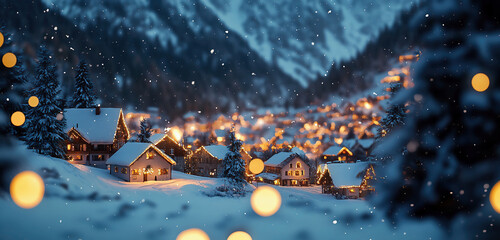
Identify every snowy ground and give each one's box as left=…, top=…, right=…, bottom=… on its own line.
left=0, top=152, right=443, bottom=240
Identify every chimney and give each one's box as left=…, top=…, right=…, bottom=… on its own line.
left=96, top=104, right=101, bottom=115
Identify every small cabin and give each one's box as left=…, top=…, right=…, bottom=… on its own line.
left=323, top=162, right=376, bottom=199
left=149, top=133, right=188, bottom=171
left=106, top=142, right=176, bottom=182
left=187, top=145, right=252, bottom=177
left=257, top=152, right=312, bottom=186
left=321, top=145, right=354, bottom=163
left=64, top=107, right=129, bottom=168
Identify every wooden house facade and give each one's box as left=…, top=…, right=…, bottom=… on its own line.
left=187, top=145, right=252, bottom=177
left=106, top=142, right=176, bottom=182
left=257, top=152, right=312, bottom=186
left=149, top=133, right=189, bottom=171
left=64, top=107, right=129, bottom=168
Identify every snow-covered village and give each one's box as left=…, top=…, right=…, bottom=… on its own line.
left=1, top=1, right=500, bottom=240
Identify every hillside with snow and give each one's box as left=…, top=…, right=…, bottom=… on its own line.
left=0, top=149, right=443, bottom=239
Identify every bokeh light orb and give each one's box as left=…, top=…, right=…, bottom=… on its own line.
left=490, top=181, right=500, bottom=214
left=251, top=186, right=281, bottom=217
left=0, top=32, right=4, bottom=48
left=248, top=159, right=264, bottom=174
left=2, top=52, right=17, bottom=68
left=11, top=111, right=25, bottom=126
left=176, top=228, right=210, bottom=240
left=10, top=171, right=45, bottom=209
left=28, top=96, right=39, bottom=107
left=227, top=231, right=252, bottom=240
left=471, top=73, right=490, bottom=92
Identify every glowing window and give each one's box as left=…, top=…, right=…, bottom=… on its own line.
left=296, top=162, right=301, bottom=168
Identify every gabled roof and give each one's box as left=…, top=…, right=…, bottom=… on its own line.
left=106, top=142, right=176, bottom=166
left=256, top=173, right=280, bottom=181
left=358, top=138, right=375, bottom=149
left=323, top=146, right=343, bottom=156
left=342, top=139, right=357, bottom=149
left=326, top=162, right=370, bottom=187
left=149, top=133, right=167, bottom=145
left=265, top=152, right=311, bottom=168
left=196, top=145, right=250, bottom=160
left=64, top=108, right=128, bottom=143
left=203, top=145, right=230, bottom=160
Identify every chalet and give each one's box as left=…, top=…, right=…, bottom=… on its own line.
left=257, top=152, right=312, bottom=186
left=106, top=142, right=176, bottom=182
left=64, top=107, right=129, bottom=168
left=321, top=145, right=355, bottom=163
left=149, top=133, right=189, bottom=171
left=187, top=145, right=252, bottom=177
left=322, top=162, right=375, bottom=199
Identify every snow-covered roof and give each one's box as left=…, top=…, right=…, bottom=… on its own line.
left=323, top=146, right=343, bottom=155
left=358, top=138, right=375, bottom=149
left=265, top=152, right=296, bottom=167
left=149, top=133, right=167, bottom=145
left=326, top=162, right=370, bottom=187
left=342, top=139, right=357, bottom=149
left=106, top=142, right=175, bottom=166
left=203, top=145, right=230, bottom=160
left=256, top=173, right=280, bottom=181
left=291, top=147, right=305, bottom=156
left=64, top=108, right=127, bottom=143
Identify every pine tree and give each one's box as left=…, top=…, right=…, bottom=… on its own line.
left=25, top=46, right=67, bottom=158
left=318, top=168, right=333, bottom=194
left=221, top=129, right=246, bottom=194
left=71, top=60, right=95, bottom=108
left=372, top=0, right=500, bottom=238
left=377, top=104, right=406, bottom=138
left=137, top=118, right=151, bottom=143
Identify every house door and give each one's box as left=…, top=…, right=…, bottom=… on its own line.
left=143, top=173, right=147, bottom=182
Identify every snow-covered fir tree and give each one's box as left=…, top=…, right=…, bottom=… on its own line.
left=25, top=46, right=67, bottom=158
left=221, top=129, right=246, bottom=194
left=137, top=118, right=151, bottom=143
left=372, top=0, right=500, bottom=238
left=71, top=60, right=95, bottom=108
left=377, top=104, right=406, bottom=138
left=317, top=168, right=333, bottom=193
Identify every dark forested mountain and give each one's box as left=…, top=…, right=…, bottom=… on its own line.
left=0, top=0, right=414, bottom=118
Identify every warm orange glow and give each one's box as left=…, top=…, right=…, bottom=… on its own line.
left=249, top=159, right=264, bottom=174
left=170, top=127, right=183, bottom=142
left=251, top=186, right=281, bottom=217
left=363, top=102, right=372, bottom=109
left=28, top=96, right=39, bottom=107
left=0, top=32, right=4, bottom=47
left=217, top=137, right=224, bottom=142
left=349, top=188, right=355, bottom=193
left=2, top=52, right=17, bottom=68
left=490, top=181, right=500, bottom=214
left=176, top=228, right=210, bottom=240
left=334, top=138, right=343, bottom=145
left=11, top=111, right=25, bottom=126
left=227, top=231, right=252, bottom=240
left=10, top=171, right=45, bottom=209
left=67, top=144, right=72, bottom=151
left=472, top=73, right=490, bottom=92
